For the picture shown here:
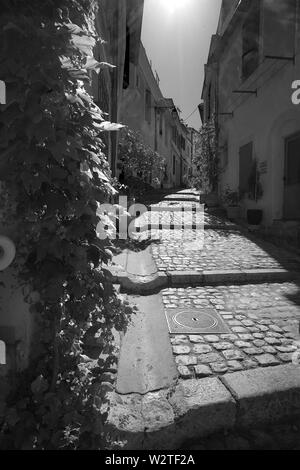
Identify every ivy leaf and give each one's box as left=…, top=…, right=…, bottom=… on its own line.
left=85, top=57, right=115, bottom=73
left=68, top=69, right=89, bottom=81
left=92, top=167, right=110, bottom=182
left=86, top=244, right=101, bottom=267
left=65, top=23, right=85, bottom=36
left=95, top=122, right=124, bottom=131
left=65, top=93, right=84, bottom=106
left=70, top=34, right=95, bottom=56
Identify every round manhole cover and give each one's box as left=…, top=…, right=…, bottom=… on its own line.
left=173, top=309, right=218, bottom=331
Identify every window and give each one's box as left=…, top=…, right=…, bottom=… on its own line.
left=173, top=127, right=179, bottom=146
left=181, top=136, right=186, bottom=151
left=165, top=125, right=168, bottom=146
left=145, top=90, right=151, bottom=124
left=207, top=84, right=212, bottom=121
left=239, top=142, right=253, bottom=196
left=123, top=27, right=130, bottom=89
left=285, top=133, right=300, bottom=185
left=242, top=1, right=260, bottom=80
left=159, top=111, right=163, bottom=136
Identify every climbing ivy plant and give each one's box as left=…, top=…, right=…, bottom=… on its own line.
left=0, top=0, right=130, bottom=449
left=192, top=117, right=218, bottom=193
left=118, top=128, right=165, bottom=185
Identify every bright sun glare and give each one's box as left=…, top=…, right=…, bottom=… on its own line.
left=161, top=0, right=189, bottom=15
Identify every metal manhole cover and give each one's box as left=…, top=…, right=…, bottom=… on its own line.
left=165, top=308, right=231, bottom=334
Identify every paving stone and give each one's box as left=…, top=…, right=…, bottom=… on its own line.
left=266, top=332, right=282, bottom=338
left=265, top=337, right=282, bottom=346
left=172, top=345, right=191, bottom=355
left=210, top=362, right=229, bottom=374
left=280, top=338, right=294, bottom=345
left=242, top=358, right=258, bottom=369
left=258, top=320, right=272, bottom=325
left=193, top=344, right=212, bottom=354
left=175, top=355, right=198, bottom=366
left=220, top=334, right=238, bottom=341
left=232, top=327, right=249, bottom=334
left=269, top=325, right=284, bottom=333
left=239, top=334, right=254, bottom=341
left=189, top=335, right=205, bottom=343
left=171, top=335, right=189, bottom=345
left=204, top=335, right=220, bottom=343
left=223, top=349, right=245, bottom=361
left=263, top=346, right=277, bottom=354
left=257, top=325, right=269, bottom=332
left=275, top=345, right=298, bottom=353
left=198, top=352, right=223, bottom=364
left=178, top=366, right=193, bottom=379
left=242, top=320, right=255, bottom=327
left=248, top=327, right=260, bottom=333
left=213, top=342, right=233, bottom=351
left=194, top=365, right=213, bottom=378
left=228, top=360, right=244, bottom=371
left=244, top=347, right=264, bottom=356
left=277, top=353, right=293, bottom=362
left=235, top=341, right=252, bottom=348
left=253, top=340, right=266, bottom=348
left=253, top=333, right=265, bottom=339
left=228, top=320, right=243, bottom=327
left=254, top=354, right=281, bottom=367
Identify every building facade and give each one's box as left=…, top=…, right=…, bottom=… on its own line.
left=119, top=44, right=192, bottom=188
left=91, top=0, right=144, bottom=177
left=201, top=0, right=300, bottom=233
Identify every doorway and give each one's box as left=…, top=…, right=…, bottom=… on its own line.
left=284, top=132, right=300, bottom=219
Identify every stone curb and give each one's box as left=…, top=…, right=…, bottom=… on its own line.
left=112, top=269, right=299, bottom=294
left=103, top=365, right=300, bottom=450
left=133, top=223, right=239, bottom=233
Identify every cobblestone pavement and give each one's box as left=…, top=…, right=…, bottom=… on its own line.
left=134, top=197, right=300, bottom=272
left=139, top=191, right=300, bottom=385
left=135, top=201, right=235, bottom=230
left=152, top=228, right=300, bottom=272
left=163, top=283, right=300, bottom=378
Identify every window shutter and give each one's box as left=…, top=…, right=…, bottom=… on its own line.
left=262, top=0, right=297, bottom=58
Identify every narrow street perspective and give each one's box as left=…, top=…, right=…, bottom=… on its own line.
left=108, top=188, right=300, bottom=450
left=0, top=0, right=300, bottom=456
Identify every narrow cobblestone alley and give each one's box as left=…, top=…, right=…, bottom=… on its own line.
left=141, top=190, right=300, bottom=380
left=109, top=188, right=300, bottom=450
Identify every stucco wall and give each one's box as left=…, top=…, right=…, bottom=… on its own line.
left=216, top=1, right=300, bottom=226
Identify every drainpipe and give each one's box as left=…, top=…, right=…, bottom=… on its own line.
left=215, top=61, right=220, bottom=194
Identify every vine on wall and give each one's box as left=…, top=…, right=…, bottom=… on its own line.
left=0, top=0, right=130, bottom=449
left=118, top=128, right=166, bottom=185
left=192, top=117, right=218, bottom=193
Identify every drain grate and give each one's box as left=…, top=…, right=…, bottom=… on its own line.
left=165, top=308, right=231, bottom=334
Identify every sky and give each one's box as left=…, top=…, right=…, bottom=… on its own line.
left=141, top=0, right=222, bottom=130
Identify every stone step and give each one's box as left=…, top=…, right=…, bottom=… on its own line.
left=104, top=365, right=300, bottom=449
